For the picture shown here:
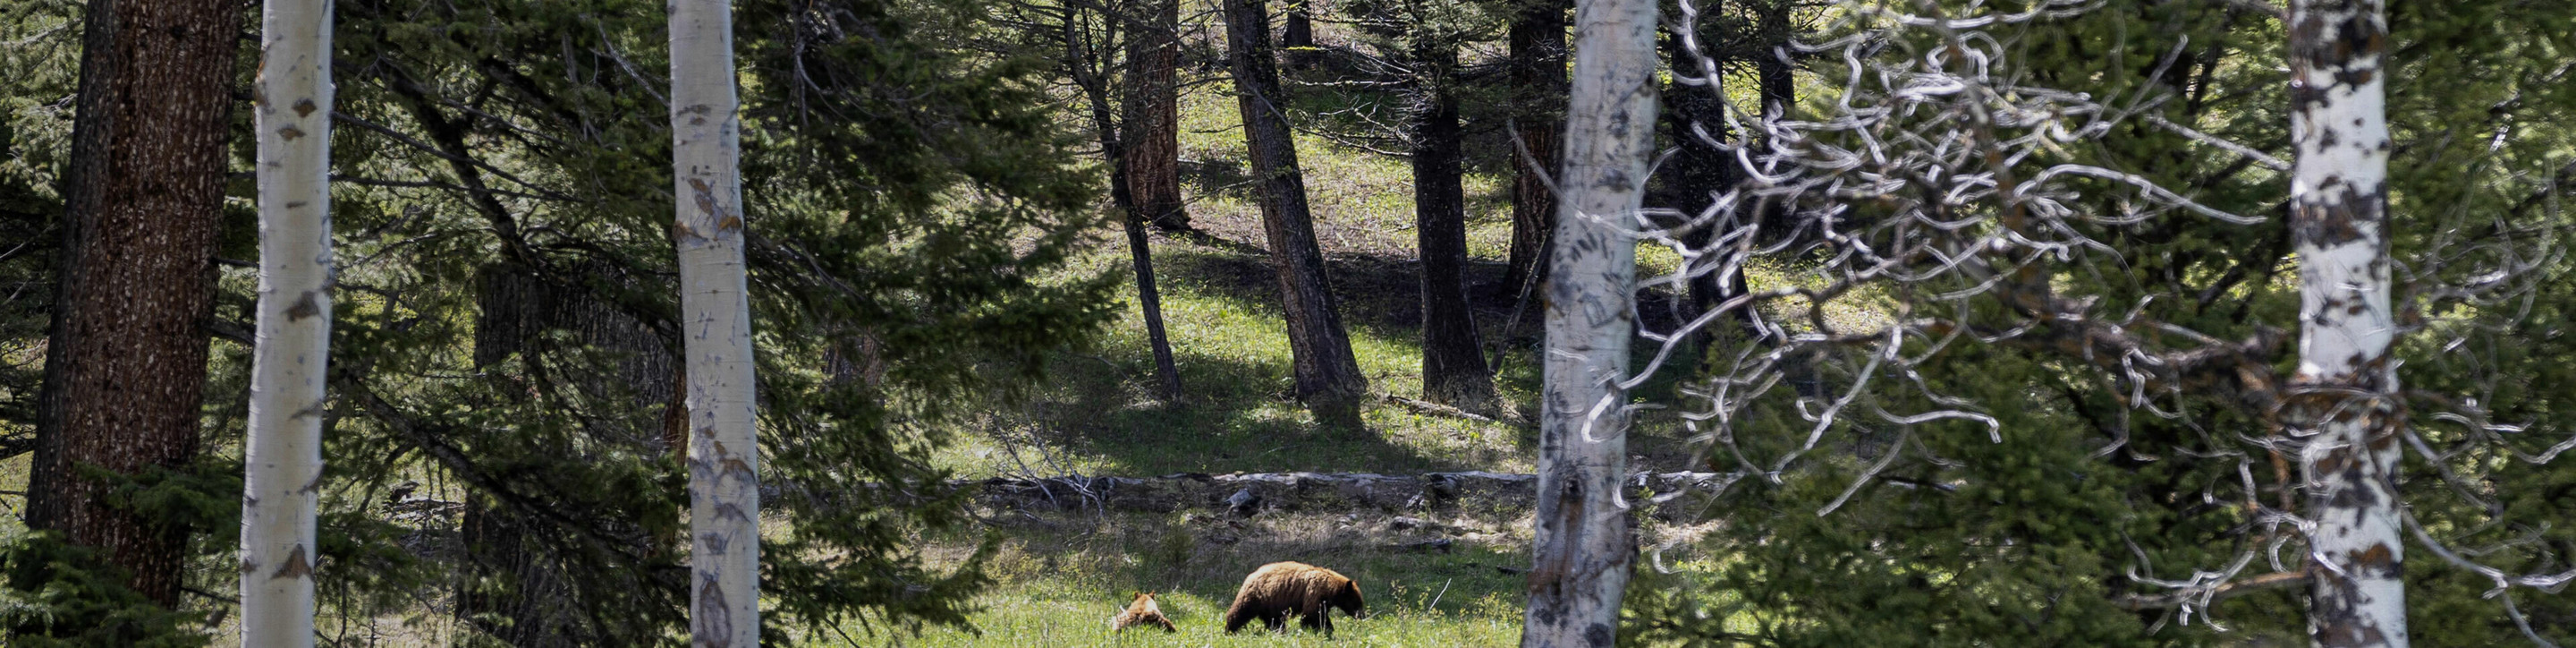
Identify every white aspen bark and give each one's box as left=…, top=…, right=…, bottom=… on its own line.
left=1521, top=0, right=1657, bottom=645
left=241, top=0, right=334, bottom=644
left=2286, top=1, right=2403, bottom=646
left=669, top=0, right=761, bottom=645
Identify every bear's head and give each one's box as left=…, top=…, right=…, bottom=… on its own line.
left=1331, top=580, right=1366, bottom=618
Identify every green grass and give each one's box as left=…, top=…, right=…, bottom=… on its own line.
left=818, top=512, right=1530, bottom=647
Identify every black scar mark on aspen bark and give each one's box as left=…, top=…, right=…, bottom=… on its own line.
left=2324, top=462, right=2380, bottom=510
left=695, top=575, right=736, bottom=648
left=2286, top=4, right=2384, bottom=112
left=272, top=543, right=314, bottom=580
left=1586, top=622, right=1615, bottom=646
left=286, top=291, right=322, bottom=320
left=2291, top=81, right=2329, bottom=113
left=2289, top=186, right=2383, bottom=247
left=2309, top=552, right=2391, bottom=646
left=2348, top=542, right=2401, bottom=578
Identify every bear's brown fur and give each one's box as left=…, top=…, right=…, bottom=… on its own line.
left=1110, top=591, right=1177, bottom=633
left=1223, top=561, right=1365, bottom=636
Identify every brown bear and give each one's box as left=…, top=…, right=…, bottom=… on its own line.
left=1110, top=591, right=1177, bottom=633
left=1223, top=561, right=1365, bottom=636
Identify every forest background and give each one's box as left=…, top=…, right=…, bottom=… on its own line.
left=0, top=0, right=2572, bottom=645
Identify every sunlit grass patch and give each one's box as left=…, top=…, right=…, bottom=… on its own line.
left=823, top=512, right=1529, bottom=647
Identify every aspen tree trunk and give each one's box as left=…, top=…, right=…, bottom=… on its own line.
left=670, top=0, right=762, bottom=644
left=26, top=0, right=238, bottom=610
left=1521, top=0, right=1657, bottom=644
left=1123, top=0, right=1190, bottom=231
left=1220, top=0, right=1369, bottom=429
left=1502, top=0, right=1568, bottom=301
left=2286, top=0, right=2404, bottom=645
left=1410, top=38, right=1496, bottom=413
left=241, top=0, right=334, bottom=644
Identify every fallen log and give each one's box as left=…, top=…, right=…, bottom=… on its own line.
left=960, top=470, right=1744, bottom=520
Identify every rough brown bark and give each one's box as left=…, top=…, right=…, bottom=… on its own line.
left=1501, top=0, right=1568, bottom=302
left=26, top=0, right=242, bottom=609
left=457, top=507, right=588, bottom=648
left=471, top=264, right=680, bottom=438
left=1122, top=0, right=1190, bottom=232
left=1222, top=0, right=1368, bottom=428
left=1282, top=0, right=1317, bottom=67
left=1410, top=39, right=1496, bottom=413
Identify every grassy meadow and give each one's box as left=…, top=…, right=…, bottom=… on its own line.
left=830, top=512, right=1534, bottom=647
left=874, top=16, right=1773, bottom=645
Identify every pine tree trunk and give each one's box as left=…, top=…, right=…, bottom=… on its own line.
left=1410, top=40, right=1496, bottom=413
left=462, top=264, right=678, bottom=647
left=1123, top=0, right=1190, bottom=232
left=1221, top=0, right=1368, bottom=429
left=1755, top=0, right=1794, bottom=122
left=1751, top=0, right=1799, bottom=243
left=25, top=0, right=239, bottom=610
left=1123, top=209, right=1187, bottom=401
left=242, top=0, right=335, bottom=643
left=670, top=0, right=762, bottom=644
left=1077, top=4, right=1185, bottom=401
left=1281, top=0, right=1316, bottom=67
left=1501, top=0, right=1567, bottom=302
left=1521, top=0, right=1656, bottom=644
left=458, top=507, right=585, bottom=648
left=2286, top=0, right=2403, bottom=645
left=1655, top=24, right=1748, bottom=342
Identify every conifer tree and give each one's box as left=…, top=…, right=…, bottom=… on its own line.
left=1220, top=0, right=1370, bottom=429
left=23, top=0, right=239, bottom=615
left=1502, top=0, right=1567, bottom=301
left=1124, top=0, right=1189, bottom=232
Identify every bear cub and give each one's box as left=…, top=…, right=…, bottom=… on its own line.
left=1110, top=591, right=1177, bottom=633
